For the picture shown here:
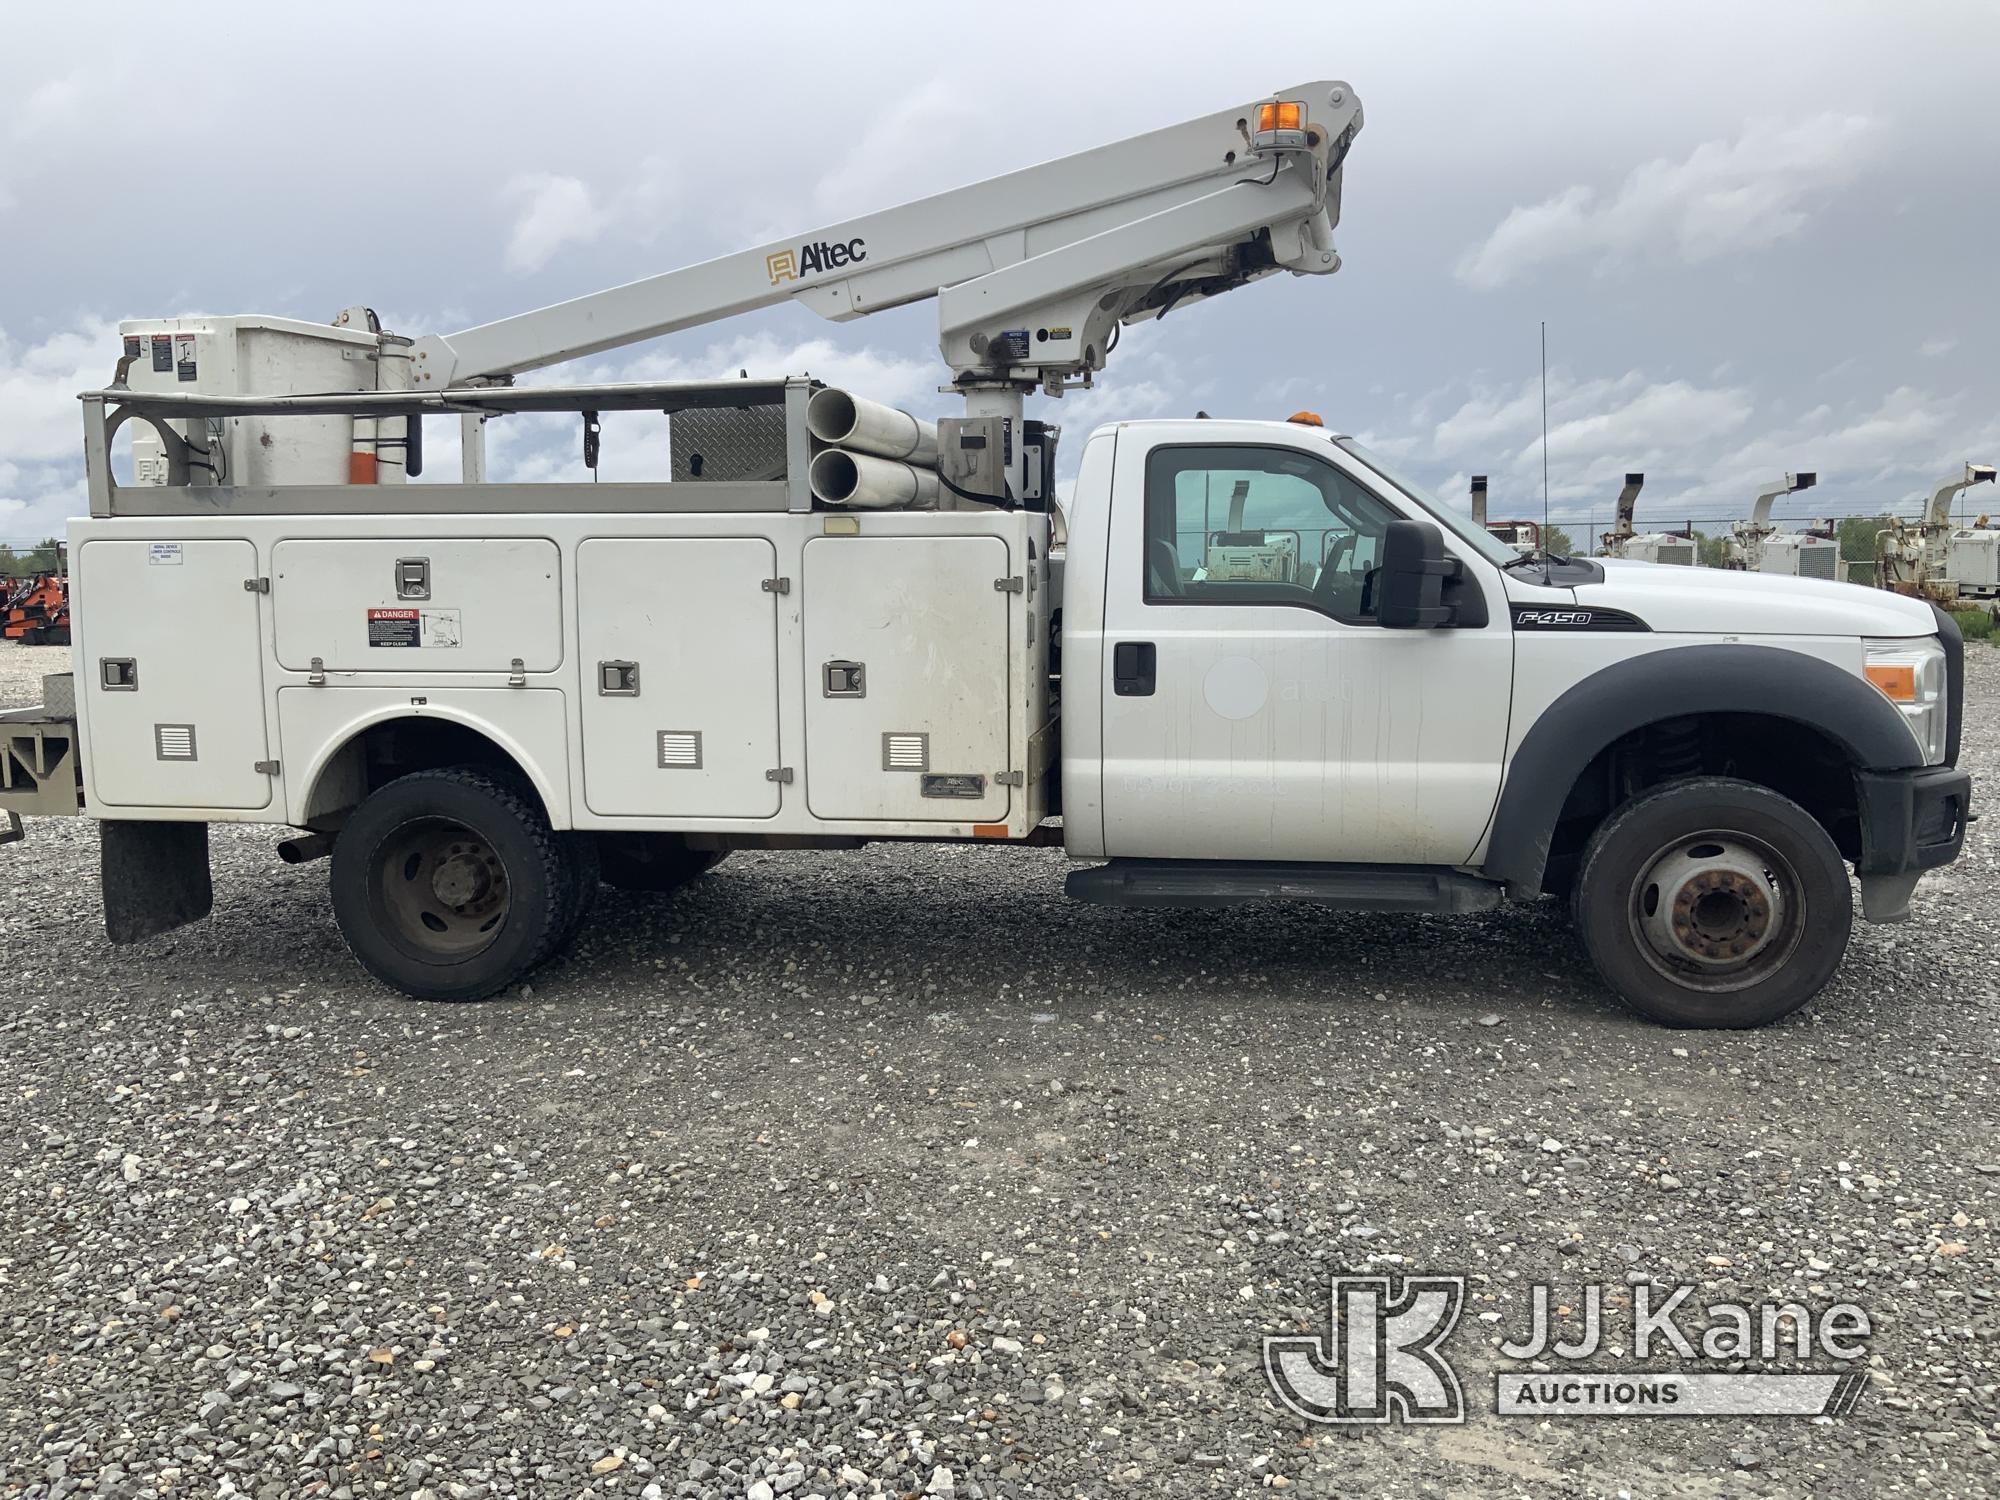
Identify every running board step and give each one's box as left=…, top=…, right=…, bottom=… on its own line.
left=1065, top=860, right=1504, bottom=914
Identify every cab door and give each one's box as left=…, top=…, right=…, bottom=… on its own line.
left=1096, top=435, right=1512, bottom=865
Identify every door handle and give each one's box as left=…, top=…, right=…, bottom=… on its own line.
left=1113, top=641, right=1156, bottom=696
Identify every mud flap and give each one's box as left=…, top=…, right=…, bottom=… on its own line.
left=102, top=820, right=213, bottom=944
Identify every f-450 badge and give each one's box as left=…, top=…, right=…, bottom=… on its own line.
left=1510, top=605, right=1649, bottom=631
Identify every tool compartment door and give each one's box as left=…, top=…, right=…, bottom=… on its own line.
left=78, top=538, right=271, bottom=810
left=803, top=534, right=1011, bottom=823
left=576, top=538, right=782, bottom=818
left=271, top=538, right=561, bottom=673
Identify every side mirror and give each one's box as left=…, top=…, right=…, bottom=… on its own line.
left=1377, top=519, right=1459, bottom=628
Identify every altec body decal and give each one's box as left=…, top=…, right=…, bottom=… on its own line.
left=766, top=238, right=868, bottom=285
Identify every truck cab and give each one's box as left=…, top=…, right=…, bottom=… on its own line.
left=1055, top=417, right=1968, bottom=1026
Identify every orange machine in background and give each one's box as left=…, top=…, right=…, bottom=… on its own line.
left=2, top=573, right=69, bottom=645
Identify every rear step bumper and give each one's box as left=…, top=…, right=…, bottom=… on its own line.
left=1065, top=860, right=1504, bottom=914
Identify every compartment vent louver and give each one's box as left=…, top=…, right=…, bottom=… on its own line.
left=656, top=730, right=703, bottom=769
left=154, top=724, right=198, bottom=761
left=882, top=732, right=929, bottom=772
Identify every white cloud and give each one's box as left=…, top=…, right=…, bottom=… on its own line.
left=1535, top=378, right=1754, bottom=468
left=498, top=155, right=685, bottom=274
left=1457, top=114, right=1880, bottom=288
left=501, top=173, right=609, bottom=274
left=1710, top=385, right=1960, bottom=500
left=0, top=316, right=122, bottom=463
left=1364, top=361, right=1995, bottom=532
left=1919, top=334, right=1958, bottom=358
left=805, top=78, right=971, bottom=224
left=10, top=74, right=87, bottom=140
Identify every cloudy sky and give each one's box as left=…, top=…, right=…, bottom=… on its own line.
left=4, top=2, right=1997, bottom=544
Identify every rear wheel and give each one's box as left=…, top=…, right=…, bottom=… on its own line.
left=1573, top=776, right=1852, bottom=1028
left=331, top=767, right=570, bottom=1001
left=598, top=834, right=730, bottom=893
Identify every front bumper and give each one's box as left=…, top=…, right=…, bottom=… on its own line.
left=1852, top=765, right=1971, bottom=920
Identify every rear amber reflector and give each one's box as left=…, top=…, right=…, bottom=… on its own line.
left=1865, top=663, right=1917, bottom=702
left=974, top=823, right=1009, bottom=839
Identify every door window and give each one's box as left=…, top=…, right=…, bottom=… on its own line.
left=1142, top=445, right=1401, bottom=622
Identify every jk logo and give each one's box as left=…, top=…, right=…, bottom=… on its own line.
left=1264, top=1275, right=1466, bottom=1424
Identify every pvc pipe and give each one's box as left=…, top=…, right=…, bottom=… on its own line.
left=807, top=388, right=938, bottom=466
left=809, top=448, right=940, bottom=509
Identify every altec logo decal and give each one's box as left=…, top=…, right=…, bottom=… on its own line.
left=767, top=238, right=867, bottom=285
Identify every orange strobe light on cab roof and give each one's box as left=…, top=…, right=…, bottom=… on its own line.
left=1287, top=411, right=1324, bottom=427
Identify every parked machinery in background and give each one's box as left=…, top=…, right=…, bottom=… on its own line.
left=1594, top=469, right=1705, bottom=567
left=1468, top=475, right=1543, bottom=556
left=1597, top=473, right=1646, bottom=558
left=1726, top=471, right=1840, bottom=578
left=2, top=572, right=69, bottom=645
left=1877, top=462, right=2000, bottom=613
left=1615, top=475, right=1702, bottom=567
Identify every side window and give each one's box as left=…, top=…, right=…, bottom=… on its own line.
left=1142, top=445, right=1400, bottom=622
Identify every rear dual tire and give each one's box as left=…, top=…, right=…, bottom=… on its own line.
left=1573, top=776, right=1852, bottom=1028
left=331, top=767, right=589, bottom=1002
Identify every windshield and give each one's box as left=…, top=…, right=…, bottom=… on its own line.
left=1332, top=437, right=1525, bottom=567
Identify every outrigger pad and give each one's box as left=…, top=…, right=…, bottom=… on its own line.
left=102, top=819, right=213, bottom=944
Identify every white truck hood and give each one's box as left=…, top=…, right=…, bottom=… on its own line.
left=1572, top=559, right=1939, bottom=638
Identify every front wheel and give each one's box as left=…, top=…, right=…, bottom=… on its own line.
left=1573, top=777, right=1852, bottom=1028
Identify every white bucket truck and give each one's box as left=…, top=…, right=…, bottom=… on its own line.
left=0, top=82, right=1969, bottom=1027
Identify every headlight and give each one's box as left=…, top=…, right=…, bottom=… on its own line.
left=1864, top=636, right=1948, bottom=765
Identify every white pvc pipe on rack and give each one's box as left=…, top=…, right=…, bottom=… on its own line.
left=809, top=448, right=941, bottom=509
left=806, top=388, right=939, bottom=466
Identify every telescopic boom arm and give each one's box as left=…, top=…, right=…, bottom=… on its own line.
left=407, top=82, right=1363, bottom=406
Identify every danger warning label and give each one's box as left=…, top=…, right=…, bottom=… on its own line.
left=368, top=608, right=421, bottom=648
left=367, top=607, right=462, bottom=648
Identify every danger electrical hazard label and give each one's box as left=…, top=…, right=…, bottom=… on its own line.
left=367, top=608, right=463, bottom=648
left=368, top=608, right=421, bottom=648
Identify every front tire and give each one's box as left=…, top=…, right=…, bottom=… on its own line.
left=330, top=767, right=570, bottom=1001
left=1573, top=776, right=1852, bottom=1028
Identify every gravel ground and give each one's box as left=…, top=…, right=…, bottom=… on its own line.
left=0, top=636, right=1995, bottom=1500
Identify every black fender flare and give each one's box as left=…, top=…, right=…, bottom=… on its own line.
left=1483, top=643, right=1923, bottom=892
